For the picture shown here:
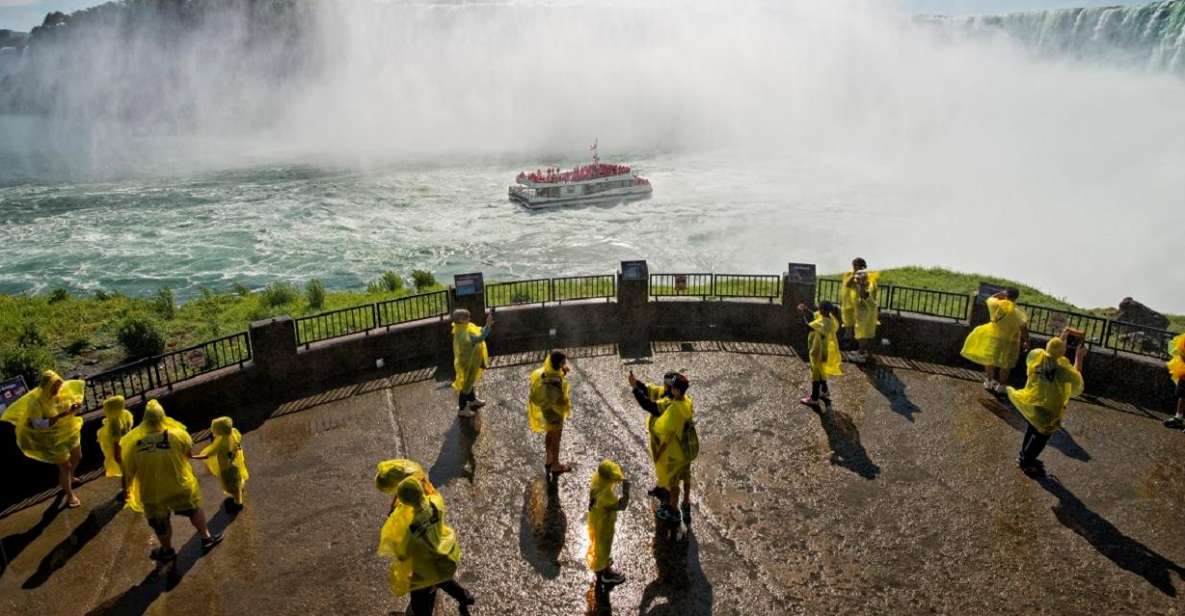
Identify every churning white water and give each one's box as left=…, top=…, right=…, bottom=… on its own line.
left=1, top=1, right=1183, bottom=310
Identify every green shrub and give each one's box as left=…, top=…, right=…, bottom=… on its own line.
left=153, top=287, right=176, bottom=320
left=18, top=322, right=45, bottom=347
left=379, top=271, right=403, bottom=292
left=411, top=270, right=436, bottom=291
left=48, top=288, right=70, bottom=304
left=306, top=279, right=326, bottom=310
left=116, top=316, right=166, bottom=359
left=0, top=345, right=55, bottom=387
left=232, top=283, right=252, bottom=297
left=94, top=289, right=111, bottom=301
left=65, top=336, right=90, bottom=356
left=246, top=305, right=276, bottom=322
left=262, top=282, right=299, bottom=307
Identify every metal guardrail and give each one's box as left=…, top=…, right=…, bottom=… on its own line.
left=886, top=285, right=970, bottom=321
left=712, top=274, right=782, bottom=301
left=552, top=274, right=616, bottom=302
left=377, top=290, right=451, bottom=328
left=84, top=332, right=251, bottom=411
left=485, top=278, right=553, bottom=307
left=1104, top=320, right=1175, bottom=359
left=816, top=278, right=843, bottom=304
left=1018, top=303, right=1109, bottom=345
left=295, top=304, right=377, bottom=348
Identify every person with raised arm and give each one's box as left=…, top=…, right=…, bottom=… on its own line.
left=451, top=308, right=493, bottom=418
left=962, top=288, right=1029, bottom=394
left=1008, top=335, right=1087, bottom=477
left=1, top=370, right=86, bottom=508
left=528, top=350, right=573, bottom=480
left=840, top=257, right=880, bottom=364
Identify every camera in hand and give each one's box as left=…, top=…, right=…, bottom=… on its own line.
left=1063, top=327, right=1085, bottom=360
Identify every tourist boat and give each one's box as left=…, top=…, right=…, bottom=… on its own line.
left=509, top=143, right=652, bottom=209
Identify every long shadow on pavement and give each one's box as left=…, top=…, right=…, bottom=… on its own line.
left=22, top=494, right=124, bottom=588
left=1036, top=475, right=1185, bottom=596
left=813, top=406, right=880, bottom=480
left=518, top=477, right=566, bottom=579
left=977, top=398, right=1090, bottom=461
left=84, top=507, right=239, bottom=616
left=640, top=526, right=714, bottom=615
left=429, top=415, right=479, bottom=487
left=862, top=365, right=921, bottom=422
left=0, top=494, right=64, bottom=579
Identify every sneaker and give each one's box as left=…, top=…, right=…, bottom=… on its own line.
left=458, top=406, right=477, bottom=418
left=983, top=379, right=994, bottom=391
left=1017, top=458, right=1046, bottom=478
left=201, top=532, right=224, bottom=552
left=992, top=382, right=1007, bottom=396
left=597, top=568, right=627, bottom=586
left=656, top=505, right=680, bottom=523
left=1164, top=416, right=1185, bottom=430
left=681, top=502, right=692, bottom=527
left=149, top=546, right=177, bottom=562
left=469, top=398, right=487, bottom=410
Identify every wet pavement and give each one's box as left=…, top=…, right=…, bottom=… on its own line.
left=1, top=343, right=1183, bottom=615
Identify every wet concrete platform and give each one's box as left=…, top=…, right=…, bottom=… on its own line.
left=1, top=342, right=1183, bottom=615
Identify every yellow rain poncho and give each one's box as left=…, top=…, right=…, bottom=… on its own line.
left=451, top=322, right=489, bottom=394
left=1007, top=339, right=1084, bottom=435
left=841, top=271, right=881, bottom=340
left=119, top=400, right=201, bottom=518
left=651, top=393, right=694, bottom=489
left=808, top=312, right=843, bottom=380
left=961, top=297, right=1028, bottom=369
left=97, top=396, right=134, bottom=477
left=199, top=417, right=249, bottom=501
left=378, top=478, right=461, bottom=596
left=1167, top=333, right=1185, bottom=385
left=375, top=459, right=436, bottom=497
left=527, top=356, right=571, bottom=433
left=1, top=370, right=85, bottom=464
left=586, top=460, right=625, bottom=572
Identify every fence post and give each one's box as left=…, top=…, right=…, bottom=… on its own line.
left=249, top=316, right=300, bottom=377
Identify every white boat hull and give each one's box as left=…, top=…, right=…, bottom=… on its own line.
left=509, top=183, right=653, bottom=209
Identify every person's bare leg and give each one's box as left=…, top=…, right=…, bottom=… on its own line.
left=189, top=509, right=212, bottom=539
left=545, top=430, right=558, bottom=467
left=668, top=483, right=680, bottom=512
left=681, top=475, right=691, bottom=506
left=58, top=454, right=79, bottom=507
left=1177, top=397, right=1184, bottom=419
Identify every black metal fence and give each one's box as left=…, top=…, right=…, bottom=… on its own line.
left=650, top=273, right=714, bottom=299
left=295, top=304, right=377, bottom=348
left=84, top=332, right=251, bottom=411
left=650, top=273, right=779, bottom=301
left=1104, top=320, right=1176, bottom=359
left=485, top=278, right=553, bottom=307
left=377, top=290, right=451, bottom=328
left=1019, top=303, right=1109, bottom=345
left=885, top=285, right=970, bottom=321
left=552, top=275, right=616, bottom=303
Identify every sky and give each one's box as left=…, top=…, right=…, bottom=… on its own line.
left=0, top=0, right=1159, bottom=32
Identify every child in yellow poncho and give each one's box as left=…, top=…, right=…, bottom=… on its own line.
left=121, top=400, right=222, bottom=561
left=192, top=416, right=250, bottom=513
left=628, top=370, right=695, bottom=527
left=1163, top=333, right=1185, bottom=430
left=1, top=370, right=86, bottom=508
left=841, top=258, right=880, bottom=363
left=1008, top=337, right=1086, bottom=477
left=962, top=288, right=1029, bottom=395
left=378, top=477, right=475, bottom=616
left=451, top=308, right=493, bottom=418
left=798, top=301, right=843, bottom=409
left=97, top=395, right=135, bottom=499
left=528, top=350, right=572, bottom=479
left=587, top=459, right=630, bottom=588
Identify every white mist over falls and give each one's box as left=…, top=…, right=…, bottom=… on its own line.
left=0, top=0, right=1183, bottom=311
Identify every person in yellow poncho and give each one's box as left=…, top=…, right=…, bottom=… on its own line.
left=378, top=477, right=475, bottom=616
left=120, top=400, right=222, bottom=562
left=191, top=416, right=250, bottom=513
left=1163, top=333, right=1185, bottom=430
left=628, top=370, right=694, bottom=527
left=797, top=301, right=843, bottom=409
left=840, top=257, right=880, bottom=364
left=375, top=458, right=437, bottom=513
left=528, top=350, right=572, bottom=480
left=587, top=459, right=630, bottom=588
left=451, top=308, right=493, bottom=419
left=1007, top=336, right=1086, bottom=477
left=961, top=288, right=1029, bottom=395
left=1, top=370, right=86, bottom=508
left=97, top=395, right=135, bottom=499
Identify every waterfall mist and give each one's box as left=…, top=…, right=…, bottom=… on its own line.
left=1, top=0, right=1183, bottom=309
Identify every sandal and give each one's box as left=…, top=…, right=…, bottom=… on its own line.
left=66, top=495, right=81, bottom=509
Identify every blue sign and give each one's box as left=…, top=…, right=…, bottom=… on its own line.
left=454, top=273, right=484, bottom=297
left=0, top=375, right=29, bottom=413
left=787, top=263, right=817, bottom=285
left=621, top=260, right=648, bottom=282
